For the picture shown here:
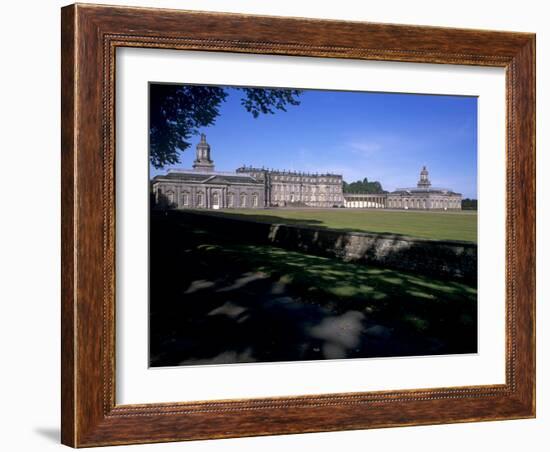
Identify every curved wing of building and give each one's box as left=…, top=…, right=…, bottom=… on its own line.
left=343, top=166, right=462, bottom=210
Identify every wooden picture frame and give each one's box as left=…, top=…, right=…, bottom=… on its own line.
left=61, top=3, right=535, bottom=447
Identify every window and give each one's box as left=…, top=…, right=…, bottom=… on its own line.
left=182, top=192, right=189, bottom=206
left=166, top=190, right=174, bottom=205
left=252, top=194, right=258, bottom=207
left=197, top=193, right=204, bottom=207
left=228, top=193, right=234, bottom=207
left=240, top=193, right=246, bottom=207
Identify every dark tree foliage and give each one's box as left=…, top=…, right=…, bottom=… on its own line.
left=343, top=178, right=386, bottom=194
left=239, top=88, right=301, bottom=118
left=149, top=85, right=227, bottom=169
left=149, top=84, right=302, bottom=169
left=461, top=198, right=478, bottom=210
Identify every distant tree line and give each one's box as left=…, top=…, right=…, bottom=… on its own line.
left=461, top=198, right=478, bottom=210
left=343, top=178, right=386, bottom=194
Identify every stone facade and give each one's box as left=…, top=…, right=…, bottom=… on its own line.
left=344, top=166, right=462, bottom=210
left=236, top=166, right=344, bottom=208
left=152, top=136, right=461, bottom=211
left=152, top=135, right=265, bottom=210
left=385, top=189, right=462, bottom=210
left=385, top=166, right=462, bottom=210
left=152, top=171, right=265, bottom=210
left=152, top=135, right=344, bottom=209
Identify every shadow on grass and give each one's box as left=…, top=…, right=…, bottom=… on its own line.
left=185, top=208, right=477, bottom=243
left=149, top=214, right=477, bottom=367
left=183, top=209, right=412, bottom=239
left=159, top=209, right=477, bottom=283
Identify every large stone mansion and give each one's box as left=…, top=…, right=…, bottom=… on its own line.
left=152, top=135, right=462, bottom=210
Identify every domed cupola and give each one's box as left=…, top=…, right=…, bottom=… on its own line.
left=417, top=165, right=431, bottom=189
left=193, top=133, right=215, bottom=172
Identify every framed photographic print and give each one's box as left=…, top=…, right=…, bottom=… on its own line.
left=61, top=3, right=535, bottom=447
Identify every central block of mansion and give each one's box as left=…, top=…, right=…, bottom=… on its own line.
left=151, top=135, right=462, bottom=210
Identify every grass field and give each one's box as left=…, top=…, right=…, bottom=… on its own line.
left=203, top=208, right=478, bottom=243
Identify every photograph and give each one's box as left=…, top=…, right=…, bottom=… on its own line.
left=51, top=2, right=536, bottom=448
left=148, top=83, right=479, bottom=367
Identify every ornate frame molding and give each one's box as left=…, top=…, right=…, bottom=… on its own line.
left=61, top=4, right=535, bottom=447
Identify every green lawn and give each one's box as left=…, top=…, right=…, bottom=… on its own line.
left=202, top=208, right=478, bottom=243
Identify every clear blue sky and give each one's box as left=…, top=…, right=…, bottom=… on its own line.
left=151, top=86, right=478, bottom=198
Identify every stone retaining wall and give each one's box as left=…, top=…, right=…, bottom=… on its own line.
left=165, top=211, right=477, bottom=283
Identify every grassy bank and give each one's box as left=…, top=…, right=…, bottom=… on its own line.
left=199, top=208, right=478, bottom=243
left=150, top=215, right=477, bottom=366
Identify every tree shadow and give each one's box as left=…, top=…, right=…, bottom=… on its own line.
left=172, top=208, right=410, bottom=239
left=149, top=214, right=477, bottom=367
left=180, top=208, right=477, bottom=243
left=157, top=209, right=477, bottom=282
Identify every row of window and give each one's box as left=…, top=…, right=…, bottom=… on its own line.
left=271, top=176, right=340, bottom=184
left=272, top=184, right=340, bottom=193
left=228, top=193, right=259, bottom=208
left=346, top=201, right=384, bottom=206
left=178, top=192, right=259, bottom=208
left=345, top=199, right=461, bottom=209
left=387, top=198, right=460, bottom=208
left=273, top=194, right=341, bottom=202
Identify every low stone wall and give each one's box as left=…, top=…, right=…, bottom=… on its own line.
left=165, top=210, right=477, bottom=283
left=266, top=223, right=476, bottom=282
